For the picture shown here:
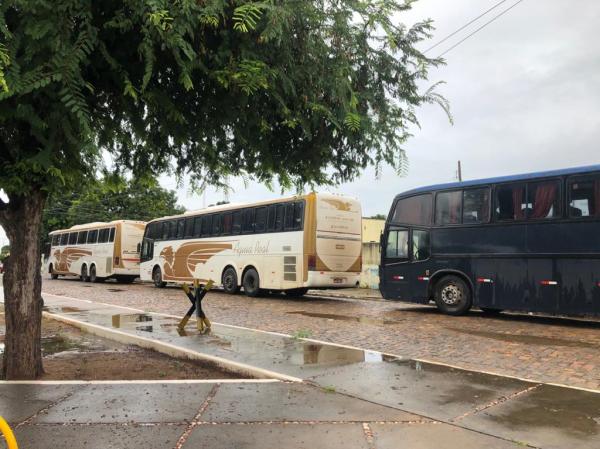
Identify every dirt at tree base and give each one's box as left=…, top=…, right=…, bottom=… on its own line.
left=0, top=313, right=242, bottom=380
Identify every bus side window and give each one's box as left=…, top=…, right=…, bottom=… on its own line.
left=412, top=230, right=430, bottom=261
left=463, top=188, right=490, bottom=224
left=162, top=222, right=169, bottom=240
left=212, top=214, right=223, bottom=235
left=232, top=211, right=242, bottom=234
left=266, top=205, right=277, bottom=232
left=68, top=232, right=77, bottom=245
left=77, top=231, right=88, bottom=244
left=51, top=235, right=59, bottom=246
left=223, top=212, right=233, bottom=235
left=527, top=180, right=561, bottom=219
left=293, top=201, right=304, bottom=230
left=98, top=228, right=109, bottom=243
left=495, top=184, right=526, bottom=221
left=201, top=215, right=213, bottom=237
left=184, top=218, right=194, bottom=238
left=168, top=220, right=177, bottom=240
left=193, top=217, right=202, bottom=238
left=435, top=190, right=462, bottom=225
left=284, top=203, right=295, bottom=230
left=255, top=207, right=267, bottom=233
left=108, top=227, right=115, bottom=243
left=243, top=209, right=255, bottom=233
left=568, top=177, right=600, bottom=218
left=177, top=219, right=185, bottom=239
left=385, top=228, right=408, bottom=259
left=274, top=204, right=285, bottom=231
left=87, top=229, right=98, bottom=244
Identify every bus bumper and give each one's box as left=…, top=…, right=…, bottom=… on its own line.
left=306, top=271, right=360, bottom=288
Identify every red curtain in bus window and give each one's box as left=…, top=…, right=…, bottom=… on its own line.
left=512, top=187, right=525, bottom=219
left=530, top=182, right=557, bottom=219
left=594, top=180, right=600, bottom=217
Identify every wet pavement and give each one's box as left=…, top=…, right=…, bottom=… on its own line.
left=5, top=291, right=596, bottom=448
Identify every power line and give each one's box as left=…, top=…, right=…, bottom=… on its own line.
left=424, top=0, right=511, bottom=54
left=436, top=0, right=526, bottom=58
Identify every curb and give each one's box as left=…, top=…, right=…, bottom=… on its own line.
left=42, top=311, right=303, bottom=384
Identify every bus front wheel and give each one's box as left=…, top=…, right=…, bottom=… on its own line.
left=49, top=265, right=59, bottom=280
left=434, top=275, right=472, bottom=316
left=153, top=266, right=166, bottom=288
left=242, top=268, right=261, bottom=297
left=222, top=267, right=240, bottom=294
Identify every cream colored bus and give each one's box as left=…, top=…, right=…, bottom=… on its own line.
left=47, top=220, right=146, bottom=283
left=139, top=193, right=362, bottom=297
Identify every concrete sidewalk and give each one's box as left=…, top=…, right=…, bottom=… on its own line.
left=2, top=290, right=600, bottom=448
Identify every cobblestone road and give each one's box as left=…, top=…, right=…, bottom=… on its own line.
left=42, top=278, right=600, bottom=391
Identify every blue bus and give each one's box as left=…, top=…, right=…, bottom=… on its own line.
left=379, top=164, right=600, bottom=316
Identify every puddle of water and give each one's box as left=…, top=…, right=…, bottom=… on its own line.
left=43, top=306, right=83, bottom=314
left=447, top=327, right=598, bottom=349
left=107, top=288, right=125, bottom=293
left=41, top=334, right=86, bottom=355
left=287, top=311, right=399, bottom=326
left=111, top=313, right=153, bottom=329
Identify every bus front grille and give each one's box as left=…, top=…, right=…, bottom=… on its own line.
left=284, top=256, right=296, bottom=282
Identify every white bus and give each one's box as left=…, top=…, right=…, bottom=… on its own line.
left=47, top=220, right=146, bottom=283
left=139, top=193, right=362, bottom=296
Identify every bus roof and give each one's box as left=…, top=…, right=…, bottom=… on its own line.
left=49, top=220, right=146, bottom=234
left=396, top=164, right=600, bottom=199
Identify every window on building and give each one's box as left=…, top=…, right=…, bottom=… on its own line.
left=391, top=194, right=432, bottom=226
left=435, top=190, right=462, bottom=226
left=495, top=184, right=526, bottom=221
left=569, top=177, right=600, bottom=218
left=77, top=231, right=88, bottom=244
left=255, top=207, right=267, bottom=233
left=412, top=230, right=430, bottom=261
left=385, top=227, right=409, bottom=259
left=463, top=188, right=490, bottom=224
left=243, top=209, right=255, bottom=233
left=528, top=180, right=561, bottom=219
left=87, top=229, right=98, bottom=244
left=232, top=210, right=242, bottom=234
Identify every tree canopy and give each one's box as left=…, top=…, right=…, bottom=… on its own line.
left=41, top=174, right=184, bottom=249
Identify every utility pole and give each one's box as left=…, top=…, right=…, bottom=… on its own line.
left=457, top=160, right=463, bottom=182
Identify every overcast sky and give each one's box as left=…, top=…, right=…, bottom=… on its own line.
left=2, top=0, right=599, bottom=247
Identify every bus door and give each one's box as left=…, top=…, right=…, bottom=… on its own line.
left=409, top=229, right=431, bottom=301
left=380, top=226, right=410, bottom=299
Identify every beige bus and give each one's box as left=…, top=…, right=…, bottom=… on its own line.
left=47, top=220, right=146, bottom=283
left=139, top=193, right=362, bottom=296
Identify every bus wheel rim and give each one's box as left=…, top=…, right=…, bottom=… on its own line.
left=441, top=284, right=462, bottom=305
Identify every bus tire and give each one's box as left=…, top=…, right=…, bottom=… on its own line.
left=153, top=266, right=166, bottom=288
left=285, top=288, right=309, bottom=298
left=80, top=264, right=89, bottom=282
left=89, top=265, right=102, bottom=283
left=49, top=264, right=59, bottom=280
left=434, top=275, right=472, bottom=316
left=242, top=268, right=261, bottom=297
left=222, top=267, right=240, bottom=294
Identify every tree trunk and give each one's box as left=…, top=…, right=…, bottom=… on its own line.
left=0, top=189, right=45, bottom=379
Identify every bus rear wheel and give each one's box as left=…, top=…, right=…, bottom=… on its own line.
left=80, top=264, right=89, bottom=282
left=153, top=266, right=166, bottom=288
left=242, top=268, right=261, bottom=297
left=285, top=288, right=309, bottom=298
left=222, top=267, right=240, bottom=294
left=89, top=265, right=104, bottom=283
left=434, top=275, right=472, bottom=316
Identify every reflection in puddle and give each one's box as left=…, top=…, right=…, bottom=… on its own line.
left=287, top=311, right=399, bottom=326
left=447, top=327, right=598, bottom=348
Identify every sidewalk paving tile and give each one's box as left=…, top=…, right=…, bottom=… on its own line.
left=203, top=383, right=420, bottom=423
left=34, top=384, right=214, bottom=424
left=0, top=384, right=79, bottom=424
left=371, top=423, right=523, bottom=449
left=183, top=423, right=369, bottom=449
left=460, top=384, right=600, bottom=449
left=15, top=424, right=185, bottom=449
left=309, top=359, right=530, bottom=421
